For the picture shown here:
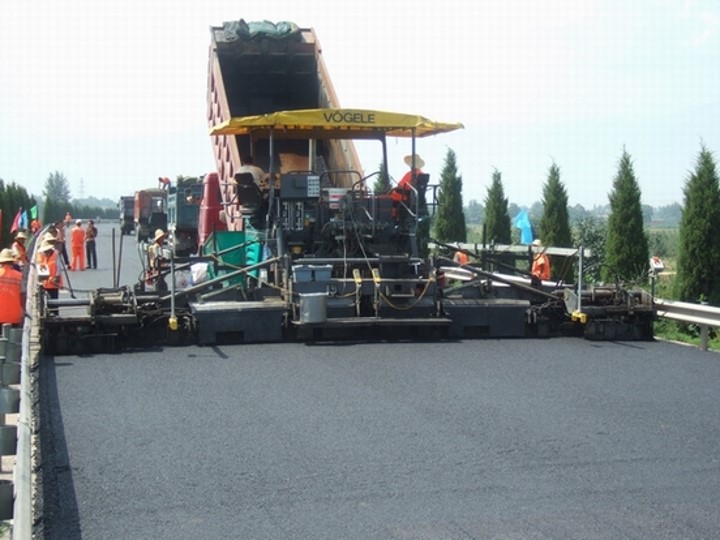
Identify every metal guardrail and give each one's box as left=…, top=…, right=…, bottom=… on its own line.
left=654, top=298, right=720, bottom=351
left=11, top=235, right=43, bottom=540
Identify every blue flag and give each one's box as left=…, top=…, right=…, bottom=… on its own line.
left=513, top=209, right=534, bottom=245
left=20, top=209, right=29, bottom=230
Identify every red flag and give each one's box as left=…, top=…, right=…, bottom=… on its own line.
left=10, top=208, right=22, bottom=234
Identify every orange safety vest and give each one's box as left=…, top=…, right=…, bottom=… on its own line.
left=453, top=251, right=469, bottom=265
left=391, top=169, right=423, bottom=202
left=532, top=252, right=551, bottom=281
left=11, top=241, right=28, bottom=267
left=0, top=264, right=23, bottom=324
left=36, top=250, right=62, bottom=290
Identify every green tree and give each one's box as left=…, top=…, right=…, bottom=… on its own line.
left=674, top=145, right=720, bottom=304
left=572, top=215, right=606, bottom=284
left=43, top=171, right=72, bottom=202
left=483, top=169, right=511, bottom=244
left=372, top=161, right=390, bottom=194
left=0, top=179, right=36, bottom=242
left=433, top=148, right=466, bottom=243
left=655, top=202, right=682, bottom=227
left=602, top=149, right=649, bottom=283
left=539, top=163, right=572, bottom=247
left=42, top=171, right=73, bottom=224
left=539, top=162, right=573, bottom=281
left=464, top=200, right=484, bottom=224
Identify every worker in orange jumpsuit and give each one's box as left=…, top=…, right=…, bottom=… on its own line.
left=391, top=154, right=425, bottom=199
left=530, top=238, right=551, bottom=284
left=11, top=230, right=29, bottom=270
left=453, top=249, right=469, bottom=265
left=70, top=219, right=86, bottom=271
left=390, top=154, right=425, bottom=220
left=0, top=248, right=25, bottom=325
left=36, top=237, right=63, bottom=315
left=30, top=218, right=42, bottom=235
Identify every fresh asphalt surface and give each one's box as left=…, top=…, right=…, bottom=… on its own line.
left=39, top=223, right=720, bottom=539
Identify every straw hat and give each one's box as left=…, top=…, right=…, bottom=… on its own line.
left=41, top=232, right=58, bottom=244
left=403, top=154, right=425, bottom=169
left=0, top=248, right=14, bottom=263
left=15, top=231, right=27, bottom=240
left=531, top=239, right=542, bottom=246
left=153, top=229, right=167, bottom=242
left=39, top=239, right=56, bottom=252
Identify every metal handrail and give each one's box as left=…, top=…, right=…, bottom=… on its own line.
left=654, top=298, right=720, bottom=326
left=654, top=297, right=720, bottom=351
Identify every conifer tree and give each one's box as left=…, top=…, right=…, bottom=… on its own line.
left=602, top=149, right=649, bottom=283
left=43, top=171, right=72, bottom=203
left=539, top=162, right=572, bottom=280
left=433, top=148, right=466, bottom=243
left=539, top=163, right=572, bottom=247
left=43, top=171, right=73, bottom=224
left=674, top=145, right=720, bottom=304
left=0, top=179, right=36, bottom=241
left=483, top=169, right=511, bottom=244
left=373, top=161, right=390, bottom=194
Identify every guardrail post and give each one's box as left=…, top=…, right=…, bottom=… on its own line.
left=700, top=324, right=709, bottom=351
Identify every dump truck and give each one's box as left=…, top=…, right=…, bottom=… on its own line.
left=166, top=179, right=203, bottom=256
left=118, top=195, right=134, bottom=235
left=207, top=19, right=364, bottom=232
left=133, top=188, right=167, bottom=243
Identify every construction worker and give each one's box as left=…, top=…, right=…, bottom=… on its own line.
left=235, top=155, right=269, bottom=189
left=11, top=230, right=29, bottom=270
left=54, top=220, right=70, bottom=265
left=0, top=248, right=24, bottom=325
left=147, top=228, right=168, bottom=291
left=30, top=218, right=42, bottom=235
left=390, top=153, right=425, bottom=219
left=398, top=154, right=425, bottom=190
left=64, top=212, right=73, bottom=229
left=70, top=219, right=86, bottom=271
left=158, top=176, right=171, bottom=190
left=36, top=237, right=63, bottom=314
left=85, top=219, right=98, bottom=269
left=453, top=249, right=469, bottom=265
left=531, top=238, right=551, bottom=284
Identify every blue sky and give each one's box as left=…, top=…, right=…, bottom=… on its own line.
left=1, top=0, right=718, bottom=208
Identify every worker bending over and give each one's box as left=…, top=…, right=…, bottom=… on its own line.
left=530, top=238, right=551, bottom=285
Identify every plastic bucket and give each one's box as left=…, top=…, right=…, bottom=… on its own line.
left=299, top=293, right=327, bottom=324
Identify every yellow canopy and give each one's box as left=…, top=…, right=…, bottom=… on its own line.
left=209, top=108, right=464, bottom=139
